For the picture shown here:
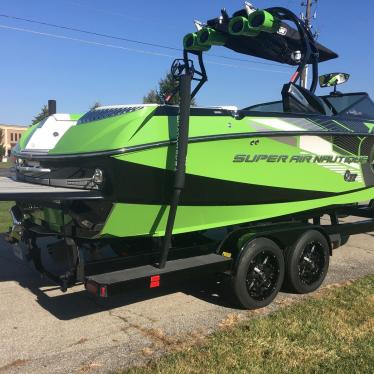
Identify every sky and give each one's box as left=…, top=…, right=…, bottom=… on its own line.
left=0, top=0, right=373, bottom=125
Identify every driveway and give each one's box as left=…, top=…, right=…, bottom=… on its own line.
left=0, top=225, right=373, bottom=373
left=0, top=169, right=11, bottom=177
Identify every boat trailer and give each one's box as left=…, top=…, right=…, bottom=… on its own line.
left=2, top=174, right=374, bottom=300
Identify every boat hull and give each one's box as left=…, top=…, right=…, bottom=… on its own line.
left=100, top=133, right=374, bottom=237
left=11, top=107, right=374, bottom=238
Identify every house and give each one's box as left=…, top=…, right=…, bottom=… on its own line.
left=0, top=123, right=28, bottom=157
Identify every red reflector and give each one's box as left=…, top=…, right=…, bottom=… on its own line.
left=100, top=286, right=107, bottom=298
left=150, top=275, right=160, bottom=288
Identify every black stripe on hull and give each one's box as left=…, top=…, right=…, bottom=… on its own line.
left=109, top=159, right=367, bottom=206
left=14, top=154, right=371, bottom=206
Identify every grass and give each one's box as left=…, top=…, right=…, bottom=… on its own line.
left=0, top=161, right=13, bottom=232
left=0, top=161, right=11, bottom=169
left=125, top=276, right=374, bottom=374
left=0, top=201, right=12, bottom=233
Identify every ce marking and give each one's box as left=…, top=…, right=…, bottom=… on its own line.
left=250, top=139, right=260, bottom=146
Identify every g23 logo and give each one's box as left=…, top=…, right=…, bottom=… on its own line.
left=344, top=170, right=357, bottom=182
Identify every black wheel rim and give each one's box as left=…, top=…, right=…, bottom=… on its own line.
left=298, top=241, right=326, bottom=285
left=246, top=251, right=280, bottom=301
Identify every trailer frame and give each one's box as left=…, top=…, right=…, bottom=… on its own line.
left=7, top=202, right=374, bottom=300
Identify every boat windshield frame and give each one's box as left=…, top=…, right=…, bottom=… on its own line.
left=242, top=92, right=374, bottom=120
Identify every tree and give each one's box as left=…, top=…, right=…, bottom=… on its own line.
left=143, top=72, right=196, bottom=106
left=32, top=105, right=49, bottom=126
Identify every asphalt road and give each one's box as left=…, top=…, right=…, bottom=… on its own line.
left=0, top=169, right=11, bottom=177
left=0, top=224, right=373, bottom=374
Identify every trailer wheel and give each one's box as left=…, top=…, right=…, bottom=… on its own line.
left=231, top=238, right=284, bottom=309
left=285, top=230, right=329, bottom=294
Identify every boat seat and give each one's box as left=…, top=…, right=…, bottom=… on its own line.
left=282, top=83, right=327, bottom=115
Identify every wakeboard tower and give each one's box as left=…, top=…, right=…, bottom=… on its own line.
left=2, top=3, right=374, bottom=308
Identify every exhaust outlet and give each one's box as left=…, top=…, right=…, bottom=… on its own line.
left=48, top=99, right=57, bottom=116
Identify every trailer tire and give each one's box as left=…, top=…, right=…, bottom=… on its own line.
left=285, top=230, right=329, bottom=294
left=231, top=238, right=284, bottom=309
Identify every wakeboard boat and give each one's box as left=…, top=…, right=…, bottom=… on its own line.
left=1, top=4, right=374, bottom=308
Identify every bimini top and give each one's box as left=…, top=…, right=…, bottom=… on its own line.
left=184, top=6, right=338, bottom=65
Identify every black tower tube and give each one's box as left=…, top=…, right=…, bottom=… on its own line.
left=158, top=70, right=192, bottom=269
left=268, top=7, right=319, bottom=93
left=190, top=51, right=207, bottom=99
left=158, top=7, right=319, bottom=269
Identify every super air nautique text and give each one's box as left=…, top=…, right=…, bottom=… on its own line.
left=233, top=154, right=369, bottom=164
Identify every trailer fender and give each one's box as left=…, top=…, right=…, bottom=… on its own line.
left=217, top=222, right=333, bottom=274
left=315, top=228, right=334, bottom=255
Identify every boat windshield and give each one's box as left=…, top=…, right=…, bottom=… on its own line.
left=244, top=92, right=374, bottom=119
left=323, top=93, right=374, bottom=118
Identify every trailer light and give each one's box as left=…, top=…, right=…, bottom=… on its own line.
left=85, top=282, right=107, bottom=297
left=100, top=286, right=108, bottom=297
left=85, top=281, right=98, bottom=295
left=93, top=169, right=104, bottom=184
left=150, top=275, right=160, bottom=288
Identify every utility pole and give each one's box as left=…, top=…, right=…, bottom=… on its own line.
left=300, top=0, right=313, bottom=88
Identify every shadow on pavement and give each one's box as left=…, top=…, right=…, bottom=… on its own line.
left=0, top=238, right=234, bottom=320
left=0, top=167, right=12, bottom=177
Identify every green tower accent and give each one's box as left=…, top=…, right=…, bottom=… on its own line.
left=364, top=122, right=374, bottom=134
left=197, top=27, right=227, bottom=46
left=248, top=10, right=280, bottom=33
left=228, top=16, right=259, bottom=37
left=183, top=33, right=211, bottom=52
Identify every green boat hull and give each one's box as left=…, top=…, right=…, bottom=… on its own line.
left=12, top=104, right=374, bottom=238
